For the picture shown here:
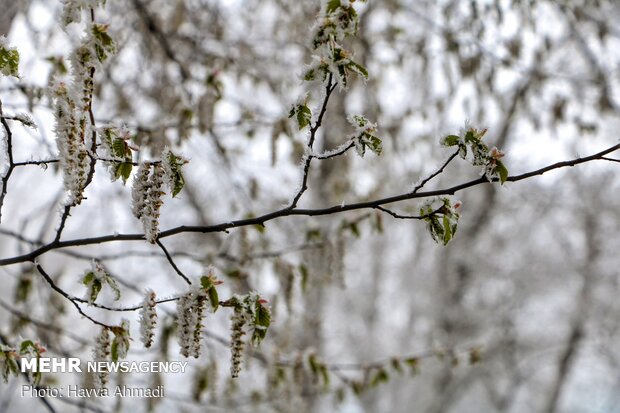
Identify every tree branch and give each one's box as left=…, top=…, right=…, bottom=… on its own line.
left=0, top=99, right=15, bottom=224
left=1, top=142, right=618, bottom=267
left=34, top=263, right=112, bottom=328
left=155, top=238, right=192, bottom=284
left=289, top=75, right=337, bottom=208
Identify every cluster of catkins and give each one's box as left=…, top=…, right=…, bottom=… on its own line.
left=52, top=3, right=116, bottom=205
left=131, top=148, right=187, bottom=243
left=131, top=163, right=166, bottom=243
left=176, top=287, right=209, bottom=358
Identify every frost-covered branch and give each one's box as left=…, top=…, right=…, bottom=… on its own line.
left=0, top=99, right=15, bottom=223
left=289, top=75, right=337, bottom=208
left=2, top=141, right=618, bottom=266
left=35, top=263, right=112, bottom=329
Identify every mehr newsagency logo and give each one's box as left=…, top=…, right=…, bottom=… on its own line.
left=20, top=357, right=187, bottom=398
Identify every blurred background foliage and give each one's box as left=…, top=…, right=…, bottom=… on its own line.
left=1, top=0, right=620, bottom=412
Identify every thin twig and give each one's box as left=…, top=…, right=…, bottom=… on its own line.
left=0, top=99, right=15, bottom=223
left=13, top=159, right=59, bottom=167
left=312, top=141, right=355, bottom=160
left=412, top=150, right=459, bottom=193
left=34, top=263, right=112, bottom=328
left=156, top=238, right=192, bottom=284
left=601, top=156, right=620, bottom=163
left=290, top=75, right=337, bottom=208
left=375, top=206, right=425, bottom=220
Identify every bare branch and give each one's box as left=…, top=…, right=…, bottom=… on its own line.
left=155, top=238, right=192, bottom=285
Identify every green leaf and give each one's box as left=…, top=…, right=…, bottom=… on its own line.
left=442, top=215, right=452, bottom=245
left=165, top=151, right=186, bottom=197
left=326, top=0, right=341, bottom=13
left=290, top=104, right=312, bottom=130
left=464, top=130, right=477, bottom=143
left=442, top=135, right=460, bottom=147
left=469, top=347, right=482, bottom=364
left=19, top=340, right=35, bottom=354
left=251, top=301, right=270, bottom=347
left=370, top=368, right=389, bottom=387
left=351, top=380, right=364, bottom=395
left=496, top=160, right=509, bottom=184
left=90, top=280, right=102, bottom=303
left=104, top=275, right=121, bottom=301
left=405, top=357, right=420, bottom=375
left=200, top=275, right=220, bottom=311
left=111, top=138, right=128, bottom=158
left=305, top=228, right=322, bottom=241
left=319, top=364, right=330, bottom=387
left=110, top=322, right=130, bottom=362
left=391, top=358, right=403, bottom=373
left=341, top=221, right=360, bottom=238
left=348, top=60, right=369, bottom=79
left=208, top=287, right=219, bottom=312
left=114, top=162, right=133, bottom=183
left=200, top=276, right=213, bottom=291
left=363, top=134, right=382, bottom=156
left=354, top=139, right=366, bottom=157
left=33, top=370, right=42, bottom=387
left=92, top=24, right=116, bottom=62
left=15, top=275, right=32, bottom=303
left=255, top=301, right=271, bottom=328
left=111, top=339, right=119, bottom=362
left=299, top=264, right=309, bottom=291
left=0, top=45, right=19, bottom=77
left=82, top=272, right=95, bottom=285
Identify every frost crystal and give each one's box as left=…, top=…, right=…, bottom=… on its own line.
left=139, top=289, right=157, bottom=348
left=13, top=113, right=37, bottom=129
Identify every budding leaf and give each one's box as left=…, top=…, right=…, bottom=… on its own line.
left=496, top=161, right=509, bottom=184
left=326, top=0, right=341, bottom=13
left=362, top=133, right=382, bottom=156
left=289, top=104, right=312, bottom=130
left=251, top=300, right=271, bottom=347
left=104, top=275, right=121, bottom=301
left=442, top=135, right=460, bottom=147
left=164, top=151, right=186, bottom=197
left=200, top=275, right=219, bottom=312
left=89, top=280, right=102, bottom=303
left=348, top=60, right=368, bottom=79
left=92, top=24, right=116, bottom=62
left=370, top=369, right=389, bottom=387
left=0, top=44, right=19, bottom=78
left=208, top=287, right=219, bottom=312
left=114, top=162, right=133, bottom=183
